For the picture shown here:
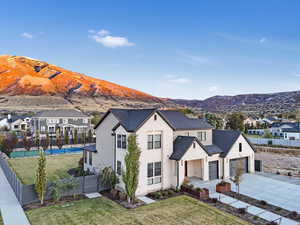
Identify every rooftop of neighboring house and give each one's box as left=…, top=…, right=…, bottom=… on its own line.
left=97, top=108, right=213, bottom=132
left=282, top=127, right=300, bottom=133
left=271, top=122, right=300, bottom=129
left=34, top=109, right=88, bottom=118
left=8, top=115, right=30, bottom=123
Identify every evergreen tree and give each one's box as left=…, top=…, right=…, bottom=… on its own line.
left=88, top=129, right=93, bottom=143
left=64, top=131, right=69, bottom=145
left=122, top=135, right=141, bottom=203
left=35, top=150, right=47, bottom=205
left=74, top=129, right=78, bottom=144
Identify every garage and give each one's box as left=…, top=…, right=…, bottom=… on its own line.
left=230, top=157, right=248, bottom=177
left=209, top=161, right=219, bottom=180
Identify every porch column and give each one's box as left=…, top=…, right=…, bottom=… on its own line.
left=202, top=157, right=209, bottom=181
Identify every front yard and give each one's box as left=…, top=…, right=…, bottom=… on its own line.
left=26, top=195, right=250, bottom=225
left=8, top=154, right=81, bottom=184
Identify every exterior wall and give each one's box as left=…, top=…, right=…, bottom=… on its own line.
left=284, top=132, right=300, bottom=140
left=223, top=135, right=255, bottom=179
left=0, top=118, right=9, bottom=129
left=135, top=112, right=174, bottom=196
left=86, top=113, right=119, bottom=173
left=174, top=129, right=213, bottom=145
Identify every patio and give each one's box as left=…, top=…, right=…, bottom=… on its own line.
left=191, top=173, right=300, bottom=213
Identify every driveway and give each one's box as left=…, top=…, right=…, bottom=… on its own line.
left=191, top=173, right=300, bottom=213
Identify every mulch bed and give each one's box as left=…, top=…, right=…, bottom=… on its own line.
left=100, top=190, right=145, bottom=209
left=185, top=193, right=269, bottom=225
left=23, top=195, right=86, bottom=211
left=224, top=191, right=300, bottom=222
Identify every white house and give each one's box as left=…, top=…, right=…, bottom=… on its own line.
left=269, top=122, right=300, bottom=137
left=84, top=108, right=255, bottom=196
left=0, top=114, right=31, bottom=132
left=283, top=128, right=300, bottom=140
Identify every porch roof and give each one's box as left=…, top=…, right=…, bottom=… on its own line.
left=82, top=144, right=97, bottom=152
left=170, top=136, right=211, bottom=160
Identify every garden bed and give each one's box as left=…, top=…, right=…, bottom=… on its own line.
left=146, top=188, right=183, bottom=201
left=101, top=190, right=145, bottom=209
left=23, top=194, right=86, bottom=210
left=224, top=191, right=300, bottom=222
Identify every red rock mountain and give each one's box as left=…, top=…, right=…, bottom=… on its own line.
left=0, top=55, right=160, bottom=102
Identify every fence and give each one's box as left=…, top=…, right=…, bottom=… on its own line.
left=248, top=137, right=300, bottom=148
left=0, top=157, right=106, bottom=206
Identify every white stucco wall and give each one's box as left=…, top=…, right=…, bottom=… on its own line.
left=135, top=112, right=174, bottom=196
left=284, top=132, right=300, bottom=140
left=223, top=135, right=255, bottom=179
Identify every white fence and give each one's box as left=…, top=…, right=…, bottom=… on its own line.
left=248, top=137, right=300, bottom=147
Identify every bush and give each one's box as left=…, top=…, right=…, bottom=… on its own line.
left=154, top=192, right=162, bottom=199
left=290, top=211, right=298, bottom=218
left=237, top=208, right=246, bottom=215
left=266, top=222, right=278, bottom=225
left=162, top=190, right=169, bottom=197
left=168, top=189, right=175, bottom=196
left=209, top=198, right=218, bottom=203
left=276, top=171, right=280, bottom=175
left=287, top=172, right=292, bottom=176
left=195, top=187, right=203, bottom=192
left=260, top=200, right=267, bottom=205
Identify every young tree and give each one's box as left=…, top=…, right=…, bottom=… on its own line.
left=122, top=134, right=141, bottom=204
left=81, top=132, right=86, bottom=145
left=88, top=129, right=93, bottom=143
left=74, top=129, right=78, bottom=145
left=205, top=113, right=224, bottom=129
left=56, top=132, right=64, bottom=150
left=2, top=132, right=18, bottom=157
left=226, top=113, right=245, bottom=131
left=35, top=131, right=40, bottom=150
left=230, top=162, right=244, bottom=195
left=22, top=133, right=32, bottom=151
left=64, top=131, right=69, bottom=145
left=35, top=150, right=47, bottom=205
left=101, top=166, right=119, bottom=190
left=41, top=133, right=50, bottom=151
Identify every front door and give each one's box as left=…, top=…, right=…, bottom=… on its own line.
left=185, top=161, right=188, bottom=177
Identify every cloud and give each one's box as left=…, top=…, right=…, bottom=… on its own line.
left=259, top=37, right=267, bottom=44
left=21, top=32, right=33, bottom=39
left=209, top=86, right=220, bottom=92
left=217, top=33, right=268, bottom=45
left=88, top=29, right=96, bottom=33
left=89, top=29, right=135, bottom=48
left=164, top=74, right=191, bottom=84
left=179, top=52, right=212, bottom=66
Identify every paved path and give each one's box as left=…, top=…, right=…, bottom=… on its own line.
left=258, top=172, right=300, bottom=186
left=211, top=192, right=298, bottom=225
left=138, top=196, right=156, bottom=204
left=0, top=167, right=30, bottom=225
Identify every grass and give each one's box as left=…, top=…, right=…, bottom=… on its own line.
left=26, top=196, right=250, bottom=225
left=8, top=154, right=81, bottom=184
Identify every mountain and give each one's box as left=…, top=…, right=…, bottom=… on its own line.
left=0, top=55, right=168, bottom=113
left=170, top=91, right=300, bottom=114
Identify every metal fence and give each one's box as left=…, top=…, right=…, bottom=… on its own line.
left=0, top=157, right=106, bottom=206
left=248, top=137, right=300, bottom=147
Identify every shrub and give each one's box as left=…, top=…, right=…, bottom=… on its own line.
left=237, top=208, right=246, bottom=215
left=168, top=189, right=175, bottom=196
left=162, top=190, right=169, bottom=197
left=253, top=215, right=259, bottom=220
left=276, top=171, right=280, bottom=175
left=195, top=187, right=203, bottom=192
left=210, top=198, right=218, bottom=203
left=287, top=172, right=292, bottom=176
left=218, top=181, right=228, bottom=186
left=266, top=222, right=278, bottom=225
left=154, top=192, right=162, bottom=199
left=290, top=211, right=298, bottom=218
left=260, top=200, right=267, bottom=205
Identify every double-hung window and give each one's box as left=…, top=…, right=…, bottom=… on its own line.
left=148, top=134, right=161, bottom=149
left=197, top=131, right=207, bottom=141
left=117, top=134, right=127, bottom=149
left=147, top=162, right=162, bottom=185
left=117, top=161, right=122, bottom=175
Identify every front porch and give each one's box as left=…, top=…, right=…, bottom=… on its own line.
left=184, top=159, right=206, bottom=181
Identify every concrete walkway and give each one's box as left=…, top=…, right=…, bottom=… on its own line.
left=137, top=196, right=156, bottom=204
left=0, top=167, right=30, bottom=225
left=257, top=172, right=300, bottom=186
left=211, top=192, right=298, bottom=225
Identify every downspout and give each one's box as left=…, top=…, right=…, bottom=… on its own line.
left=111, top=131, right=116, bottom=172
left=176, top=161, right=179, bottom=190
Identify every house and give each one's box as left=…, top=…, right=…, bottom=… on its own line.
left=258, top=117, right=278, bottom=126
left=244, top=117, right=258, bottom=127
left=85, top=108, right=255, bottom=196
left=269, top=122, right=300, bottom=137
left=31, top=109, right=92, bottom=137
left=0, top=114, right=31, bottom=132
left=282, top=127, right=300, bottom=140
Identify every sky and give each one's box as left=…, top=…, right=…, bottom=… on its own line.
left=1, top=0, right=300, bottom=100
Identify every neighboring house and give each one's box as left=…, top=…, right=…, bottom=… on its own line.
left=258, top=117, right=278, bottom=126
left=269, top=122, right=300, bottom=137
left=244, top=117, right=258, bottom=127
left=283, top=128, right=300, bottom=140
left=31, top=109, right=92, bottom=136
left=85, top=108, right=255, bottom=196
left=0, top=114, right=31, bottom=132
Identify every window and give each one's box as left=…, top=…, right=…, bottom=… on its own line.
left=84, top=150, right=87, bottom=164
left=148, top=134, right=161, bottom=149
left=89, top=151, right=92, bottom=165
left=197, top=132, right=207, bottom=141
left=193, top=142, right=196, bottom=148
left=147, top=162, right=162, bottom=185
left=154, top=114, right=157, bottom=121
left=117, top=161, right=121, bottom=175
left=117, top=134, right=126, bottom=149
left=239, top=143, right=242, bottom=152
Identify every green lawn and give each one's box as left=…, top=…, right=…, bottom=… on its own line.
left=26, top=196, right=250, bottom=225
left=8, top=154, right=81, bottom=184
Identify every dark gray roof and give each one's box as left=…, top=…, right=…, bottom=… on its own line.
left=170, top=136, right=211, bottom=160
left=158, top=110, right=213, bottom=130
left=282, top=128, right=300, bottom=133
left=98, top=108, right=213, bottom=132
left=82, top=144, right=97, bottom=152
left=35, top=109, right=88, bottom=118
left=212, top=130, right=241, bottom=157
left=205, top=145, right=223, bottom=155
left=8, top=115, right=28, bottom=123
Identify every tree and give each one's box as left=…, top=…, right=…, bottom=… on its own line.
left=296, top=108, right=300, bottom=122
left=2, top=132, right=18, bottom=157
left=35, top=150, right=47, bottom=205
left=74, top=129, right=78, bottom=145
left=35, top=131, right=40, bottom=150
left=41, top=133, right=50, bottom=151
left=230, top=162, right=244, bottom=195
left=81, top=132, right=86, bottom=145
left=205, top=113, right=224, bottom=129
left=64, top=131, right=69, bottom=145
left=56, top=132, right=64, bottom=150
left=263, top=130, right=273, bottom=139
left=22, top=133, right=32, bottom=151
left=101, top=166, right=119, bottom=190
left=122, top=134, right=141, bottom=204
left=226, top=113, right=245, bottom=131
left=88, top=129, right=93, bottom=143
left=49, top=175, right=79, bottom=202
left=91, top=114, right=102, bottom=126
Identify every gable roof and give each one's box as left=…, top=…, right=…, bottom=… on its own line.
left=95, top=108, right=213, bottom=132
left=81, top=144, right=97, bottom=152
left=170, top=136, right=211, bottom=160
left=8, top=115, right=28, bottom=123
left=282, top=128, right=300, bottom=133
left=212, top=130, right=255, bottom=157
left=35, top=109, right=88, bottom=118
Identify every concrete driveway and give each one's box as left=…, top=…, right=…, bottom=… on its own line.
left=191, top=173, right=300, bottom=213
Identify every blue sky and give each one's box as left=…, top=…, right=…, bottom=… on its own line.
left=1, top=0, right=300, bottom=99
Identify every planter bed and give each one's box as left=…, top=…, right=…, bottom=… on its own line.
left=187, top=194, right=269, bottom=225
left=146, top=188, right=183, bottom=201
left=181, top=184, right=210, bottom=199
left=224, top=191, right=300, bottom=222
left=23, top=194, right=86, bottom=210
left=101, top=190, right=145, bottom=209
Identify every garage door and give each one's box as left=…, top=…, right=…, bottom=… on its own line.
left=209, top=161, right=219, bottom=180
left=230, top=157, right=248, bottom=177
